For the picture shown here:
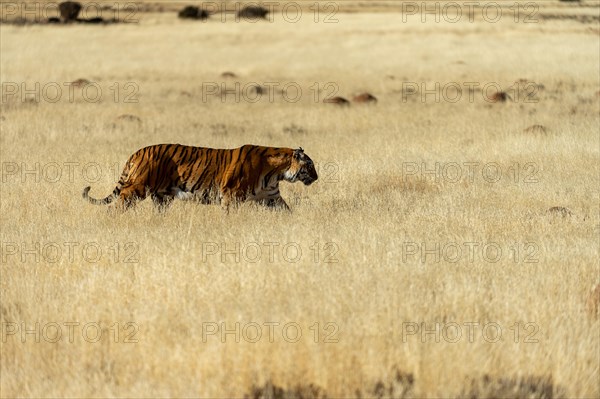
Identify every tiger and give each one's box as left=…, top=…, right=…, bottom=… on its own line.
left=82, top=144, right=318, bottom=212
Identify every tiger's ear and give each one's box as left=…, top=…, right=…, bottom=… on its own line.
left=293, top=147, right=304, bottom=160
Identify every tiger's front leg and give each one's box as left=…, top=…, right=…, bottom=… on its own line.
left=261, top=196, right=290, bottom=211
left=220, top=189, right=246, bottom=214
left=221, top=193, right=231, bottom=214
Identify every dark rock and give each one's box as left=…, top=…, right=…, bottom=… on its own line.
left=237, top=6, right=269, bottom=20
left=323, top=96, right=350, bottom=106
left=352, top=93, right=378, bottom=104
left=178, top=6, right=209, bottom=20
left=59, top=1, right=82, bottom=21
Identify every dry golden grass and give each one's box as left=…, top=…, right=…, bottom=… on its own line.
left=1, top=4, right=599, bottom=398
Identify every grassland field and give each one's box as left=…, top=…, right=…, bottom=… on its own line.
left=0, top=1, right=599, bottom=398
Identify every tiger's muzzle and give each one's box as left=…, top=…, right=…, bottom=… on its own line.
left=300, top=165, right=318, bottom=186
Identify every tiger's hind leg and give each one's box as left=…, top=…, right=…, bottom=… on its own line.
left=151, top=193, right=174, bottom=213
left=114, top=184, right=148, bottom=211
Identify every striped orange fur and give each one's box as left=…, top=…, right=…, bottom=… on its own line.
left=83, top=144, right=318, bottom=212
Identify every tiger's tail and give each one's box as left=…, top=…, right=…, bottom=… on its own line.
left=83, top=161, right=131, bottom=205
left=82, top=185, right=121, bottom=205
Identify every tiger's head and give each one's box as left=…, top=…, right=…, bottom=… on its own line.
left=285, top=147, right=318, bottom=185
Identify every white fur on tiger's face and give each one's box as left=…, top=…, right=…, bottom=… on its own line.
left=284, top=148, right=318, bottom=186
